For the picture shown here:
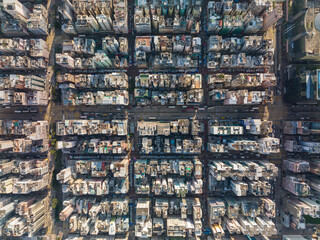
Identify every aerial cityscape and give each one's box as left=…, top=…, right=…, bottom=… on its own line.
left=0, top=0, right=319, bottom=240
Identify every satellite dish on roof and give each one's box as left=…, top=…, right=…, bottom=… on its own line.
left=315, top=13, right=320, bottom=31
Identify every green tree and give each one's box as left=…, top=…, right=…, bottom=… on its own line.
left=52, top=198, right=58, bottom=209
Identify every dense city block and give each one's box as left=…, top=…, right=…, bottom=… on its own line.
left=0, top=0, right=320, bottom=239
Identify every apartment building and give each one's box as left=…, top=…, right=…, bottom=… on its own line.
left=209, top=160, right=278, bottom=196
left=3, top=0, right=30, bottom=22
left=285, top=0, right=320, bottom=62
left=282, top=126, right=320, bottom=229
left=59, top=198, right=129, bottom=235
left=57, top=157, right=130, bottom=195
left=207, top=0, right=274, bottom=34
left=56, top=120, right=128, bottom=136
left=3, top=196, right=50, bottom=237
left=61, top=90, right=129, bottom=106
left=0, top=120, right=49, bottom=153
left=27, top=4, right=48, bottom=35
left=208, top=197, right=277, bottom=238
left=134, top=158, right=202, bottom=196
left=0, top=1, right=51, bottom=238
left=208, top=136, right=280, bottom=154
left=0, top=74, right=46, bottom=92
left=137, top=119, right=203, bottom=154
left=59, top=0, right=128, bottom=34
left=57, top=139, right=128, bottom=155
left=134, top=0, right=201, bottom=34
left=135, top=73, right=203, bottom=106
left=135, top=35, right=201, bottom=69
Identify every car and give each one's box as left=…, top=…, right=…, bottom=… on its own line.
left=204, top=228, right=211, bottom=235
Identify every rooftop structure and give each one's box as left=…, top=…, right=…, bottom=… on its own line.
left=283, top=159, right=310, bottom=173
left=285, top=66, right=320, bottom=103
left=207, top=0, right=275, bottom=35
left=282, top=119, right=320, bottom=229
left=209, top=89, right=273, bottom=105
left=208, top=73, right=277, bottom=90
left=0, top=30, right=50, bottom=229
left=140, top=136, right=202, bottom=154
left=0, top=120, right=48, bottom=138
left=209, top=160, right=278, bottom=196
left=0, top=158, right=49, bottom=177
left=208, top=137, right=280, bottom=154
left=0, top=38, right=49, bottom=59
left=135, top=36, right=201, bottom=68
left=209, top=118, right=267, bottom=136
left=134, top=0, right=201, bottom=34
left=56, top=52, right=128, bottom=69
left=134, top=158, right=202, bottom=196
left=59, top=198, right=130, bottom=235
left=61, top=90, right=129, bottom=106
left=0, top=56, right=47, bottom=70
left=56, top=120, right=128, bottom=136
left=58, top=73, right=128, bottom=89
left=57, top=157, right=130, bottom=195
left=135, top=198, right=152, bottom=238
left=57, top=139, right=128, bottom=155
left=3, top=0, right=30, bottom=22
left=208, top=197, right=277, bottom=238
left=135, top=73, right=203, bottom=105
left=27, top=4, right=48, bottom=35
left=207, top=36, right=273, bottom=55
left=135, top=197, right=202, bottom=238
left=0, top=74, right=46, bottom=91
left=0, top=91, right=48, bottom=106
left=283, top=197, right=320, bottom=230
left=286, top=0, right=320, bottom=61
left=1, top=18, right=29, bottom=36
left=60, top=0, right=128, bottom=34
left=137, top=119, right=202, bottom=136
left=2, top=196, right=50, bottom=237
left=0, top=120, right=49, bottom=153
left=208, top=52, right=274, bottom=70
left=284, top=140, right=320, bottom=154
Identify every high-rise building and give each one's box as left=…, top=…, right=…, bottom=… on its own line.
left=286, top=0, right=320, bottom=61
left=27, top=4, right=48, bottom=35
left=1, top=19, right=29, bottom=36
left=58, top=0, right=74, bottom=21
left=3, top=0, right=30, bottom=22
